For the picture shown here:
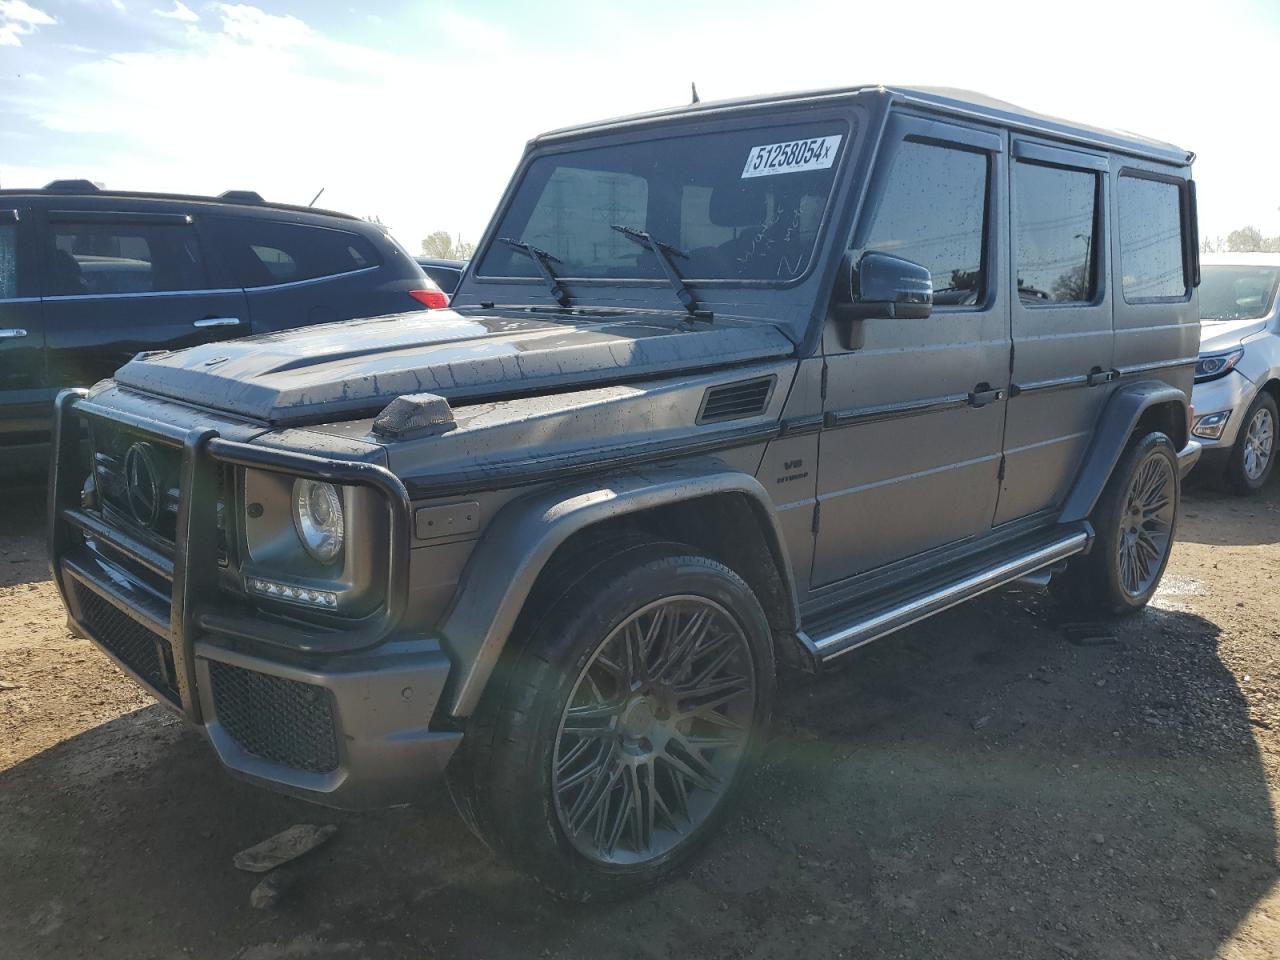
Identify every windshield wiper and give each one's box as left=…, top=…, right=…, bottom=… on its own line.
left=499, top=238, right=571, bottom=307
left=610, top=224, right=710, bottom=320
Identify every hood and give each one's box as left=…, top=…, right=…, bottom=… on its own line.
left=114, top=307, right=795, bottom=426
left=1199, top=317, right=1268, bottom=355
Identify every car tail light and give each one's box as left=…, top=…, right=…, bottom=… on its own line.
left=408, top=288, right=449, bottom=309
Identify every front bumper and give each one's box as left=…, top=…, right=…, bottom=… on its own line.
left=49, top=390, right=460, bottom=810
left=1190, top=371, right=1255, bottom=450
left=1177, top=439, right=1203, bottom=480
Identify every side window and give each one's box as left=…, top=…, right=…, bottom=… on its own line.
left=854, top=139, right=989, bottom=306
left=1117, top=174, right=1187, bottom=301
left=422, top=266, right=461, bottom=294
left=206, top=218, right=382, bottom=288
left=0, top=224, right=17, bottom=299
left=1014, top=161, right=1099, bottom=304
left=47, top=220, right=207, bottom=296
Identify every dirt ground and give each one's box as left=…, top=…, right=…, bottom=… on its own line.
left=2, top=478, right=1279, bottom=960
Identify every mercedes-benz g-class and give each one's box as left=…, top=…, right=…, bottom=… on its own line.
left=48, top=86, right=1202, bottom=900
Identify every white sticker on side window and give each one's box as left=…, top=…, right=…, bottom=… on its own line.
left=741, top=135, right=842, bottom=179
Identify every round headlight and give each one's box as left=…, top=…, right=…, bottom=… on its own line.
left=292, top=479, right=345, bottom=564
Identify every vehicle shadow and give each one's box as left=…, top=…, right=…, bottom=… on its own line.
left=1179, top=478, right=1280, bottom=547
left=0, top=593, right=1274, bottom=959
left=0, top=484, right=50, bottom=588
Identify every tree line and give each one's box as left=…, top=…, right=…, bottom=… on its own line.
left=420, top=231, right=476, bottom=260
left=1201, top=227, right=1280, bottom=254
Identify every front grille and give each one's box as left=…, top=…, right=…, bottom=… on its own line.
left=74, top=584, right=179, bottom=704
left=90, top=422, right=231, bottom=563
left=92, top=422, right=183, bottom=544
left=209, top=661, right=339, bottom=774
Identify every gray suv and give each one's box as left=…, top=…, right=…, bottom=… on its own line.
left=48, top=86, right=1202, bottom=900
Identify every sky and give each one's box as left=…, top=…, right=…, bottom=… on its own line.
left=2, top=0, right=1278, bottom=254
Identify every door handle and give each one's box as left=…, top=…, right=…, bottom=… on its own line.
left=968, top=384, right=1006, bottom=407
left=193, top=317, right=242, bottom=329
left=1087, top=367, right=1117, bottom=387
left=0, top=328, right=28, bottom=339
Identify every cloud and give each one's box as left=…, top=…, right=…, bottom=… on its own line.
left=216, top=3, right=310, bottom=47
left=0, top=0, right=55, bottom=46
left=153, top=1, right=197, bottom=23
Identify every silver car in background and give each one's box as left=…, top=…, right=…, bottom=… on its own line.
left=1192, top=253, right=1280, bottom=493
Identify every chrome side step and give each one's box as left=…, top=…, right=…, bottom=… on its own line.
left=798, top=529, right=1090, bottom=664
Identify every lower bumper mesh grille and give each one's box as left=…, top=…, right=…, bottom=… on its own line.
left=74, top=584, right=179, bottom=704
left=209, top=661, right=339, bottom=774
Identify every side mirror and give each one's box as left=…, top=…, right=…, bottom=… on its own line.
left=837, top=251, right=933, bottom=320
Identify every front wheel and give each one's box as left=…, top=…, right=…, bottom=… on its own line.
left=1052, top=431, right=1179, bottom=615
left=447, top=537, right=775, bottom=901
left=1224, top=392, right=1278, bottom=495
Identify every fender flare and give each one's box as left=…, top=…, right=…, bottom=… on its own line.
left=1058, top=380, right=1188, bottom=524
left=438, top=460, right=798, bottom=716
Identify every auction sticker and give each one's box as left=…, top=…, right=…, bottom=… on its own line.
left=741, top=135, right=842, bottom=179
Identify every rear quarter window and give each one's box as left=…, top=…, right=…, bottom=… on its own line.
left=207, top=218, right=382, bottom=288
left=1118, top=174, right=1188, bottom=302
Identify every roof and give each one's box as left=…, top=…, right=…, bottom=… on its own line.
left=1202, top=252, right=1280, bottom=266
left=0, top=181, right=360, bottom=221
left=535, top=84, right=1192, bottom=166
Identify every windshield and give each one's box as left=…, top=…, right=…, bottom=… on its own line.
left=1199, top=265, right=1280, bottom=321
left=477, top=119, right=849, bottom=286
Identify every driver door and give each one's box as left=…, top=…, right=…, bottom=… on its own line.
left=811, top=116, right=1012, bottom=586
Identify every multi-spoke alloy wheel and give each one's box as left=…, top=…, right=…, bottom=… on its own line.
left=1050, top=431, right=1179, bottom=616
left=1242, top=406, right=1274, bottom=482
left=553, top=596, right=756, bottom=866
left=446, top=538, right=774, bottom=900
left=1117, top=452, right=1176, bottom=598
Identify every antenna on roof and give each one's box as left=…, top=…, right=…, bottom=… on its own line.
left=691, top=82, right=700, bottom=105
left=308, top=187, right=325, bottom=207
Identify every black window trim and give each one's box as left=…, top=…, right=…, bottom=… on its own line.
left=48, top=209, right=193, bottom=226
left=850, top=121, right=999, bottom=316
left=1115, top=166, right=1194, bottom=306
left=1011, top=151, right=1107, bottom=310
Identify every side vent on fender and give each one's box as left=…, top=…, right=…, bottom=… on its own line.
left=697, top=376, right=776, bottom=424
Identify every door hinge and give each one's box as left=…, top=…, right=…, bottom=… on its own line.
left=811, top=500, right=822, bottom=534
left=1009, top=342, right=1016, bottom=374
left=819, top=361, right=829, bottom=400
left=997, top=455, right=1007, bottom=482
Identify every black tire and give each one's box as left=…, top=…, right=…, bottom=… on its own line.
left=1051, top=431, right=1180, bottom=616
left=446, top=536, right=776, bottom=901
left=1223, top=392, right=1278, bottom=496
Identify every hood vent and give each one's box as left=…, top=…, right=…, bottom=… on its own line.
left=698, top=376, right=776, bottom=424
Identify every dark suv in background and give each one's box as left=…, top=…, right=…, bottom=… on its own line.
left=0, top=181, right=443, bottom=468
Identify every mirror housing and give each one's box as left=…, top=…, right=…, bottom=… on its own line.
left=836, top=251, right=933, bottom=321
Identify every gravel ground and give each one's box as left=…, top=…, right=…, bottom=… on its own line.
left=1, top=479, right=1278, bottom=959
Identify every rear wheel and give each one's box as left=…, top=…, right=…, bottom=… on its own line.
left=1052, top=431, right=1179, bottom=615
left=447, top=537, right=775, bottom=901
left=1224, top=392, right=1277, bottom=495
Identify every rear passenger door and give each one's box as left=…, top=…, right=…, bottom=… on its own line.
left=203, top=217, right=395, bottom=331
left=996, top=141, right=1112, bottom=523
left=0, top=207, right=49, bottom=444
left=812, top=116, right=1011, bottom=585
left=39, top=210, right=250, bottom=391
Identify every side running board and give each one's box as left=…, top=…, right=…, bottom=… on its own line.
left=798, top=527, right=1091, bottom=665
